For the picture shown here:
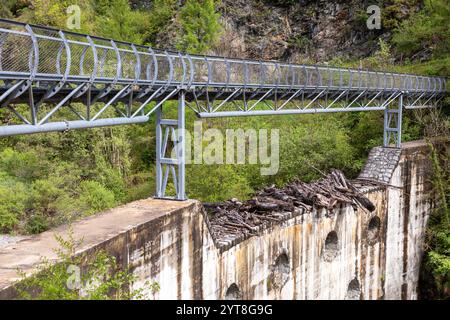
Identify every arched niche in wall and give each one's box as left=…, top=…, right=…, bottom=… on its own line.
left=322, top=230, right=339, bottom=262
left=345, top=278, right=361, bottom=300
left=268, top=252, right=290, bottom=292
left=367, top=215, right=381, bottom=244
left=225, top=283, right=242, bottom=300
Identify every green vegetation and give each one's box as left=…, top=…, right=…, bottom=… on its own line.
left=15, top=229, right=159, bottom=299
left=145, top=0, right=178, bottom=45
left=420, top=142, right=450, bottom=299
left=176, top=0, right=222, bottom=54
left=392, top=0, right=449, bottom=59
left=92, top=0, right=153, bottom=43
left=381, top=0, right=421, bottom=30
left=0, top=130, right=124, bottom=234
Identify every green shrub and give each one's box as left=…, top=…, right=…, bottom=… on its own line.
left=187, top=164, right=253, bottom=202
left=77, top=181, right=117, bottom=216
left=177, top=0, right=222, bottom=54
left=93, top=0, right=152, bottom=44
left=0, top=181, right=28, bottom=233
left=0, top=148, right=46, bottom=181
left=16, top=230, right=158, bottom=300
left=392, top=0, right=449, bottom=58
left=31, top=178, right=66, bottom=216
left=25, top=214, right=49, bottom=235
left=269, top=115, right=358, bottom=185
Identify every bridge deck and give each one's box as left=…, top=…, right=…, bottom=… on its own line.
left=0, top=18, right=447, bottom=136
left=0, top=19, right=448, bottom=200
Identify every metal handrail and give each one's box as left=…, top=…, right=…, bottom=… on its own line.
left=0, top=18, right=447, bottom=95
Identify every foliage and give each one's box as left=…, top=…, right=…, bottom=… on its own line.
left=92, top=0, right=152, bottom=44
left=288, top=35, right=312, bottom=55
left=392, top=0, right=450, bottom=59
left=0, top=179, right=27, bottom=233
left=0, top=0, right=30, bottom=18
left=187, top=164, right=253, bottom=202
left=0, top=148, right=45, bottom=181
left=181, top=113, right=363, bottom=202
left=18, top=0, right=153, bottom=44
left=22, top=0, right=94, bottom=33
left=144, top=0, right=178, bottom=45
left=353, top=9, right=369, bottom=27
left=77, top=181, right=117, bottom=216
left=0, top=128, right=129, bottom=234
left=271, top=115, right=359, bottom=185
left=420, top=142, right=450, bottom=299
left=381, top=0, right=420, bottom=30
left=364, top=39, right=394, bottom=70
left=176, top=0, right=222, bottom=54
left=15, top=229, right=159, bottom=300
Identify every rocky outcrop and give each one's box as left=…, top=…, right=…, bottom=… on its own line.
left=133, top=0, right=420, bottom=62
left=215, top=0, right=387, bottom=61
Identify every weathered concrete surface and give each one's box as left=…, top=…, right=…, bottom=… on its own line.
left=201, top=188, right=387, bottom=300
left=0, top=199, right=200, bottom=299
left=0, top=140, right=436, bottom=300
left=384, top=140, right=433, bottom=300
left=0, top=235, right=28, bottom=249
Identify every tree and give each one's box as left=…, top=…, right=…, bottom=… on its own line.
left=177, top=0, right=222, bottom=54
left=24, top=0, right=94, bottom=33
left=93, top=0, right=151, bottom=44
left=392, top=0, right=449, bottom=59
left=1, top=1, right=43, bottom=19
left=145, top=0, right=178, bottom=45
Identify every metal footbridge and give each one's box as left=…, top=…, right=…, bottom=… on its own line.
left=0, top=19, right=447, bottom=200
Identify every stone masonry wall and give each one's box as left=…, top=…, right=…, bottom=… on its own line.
left=359, top=147, right=402, bottom=184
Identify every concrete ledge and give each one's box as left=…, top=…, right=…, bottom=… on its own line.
left=0, top=198, right=199, bottom=298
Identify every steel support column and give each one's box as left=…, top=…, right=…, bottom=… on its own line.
left=177, top=90, right=186, bottom=200
left=384, top=93, right=403, bottom=148
left=155, top=90, right=186, bottom=200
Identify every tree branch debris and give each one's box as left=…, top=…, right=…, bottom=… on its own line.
left=205, top=169, right=376, bottom=240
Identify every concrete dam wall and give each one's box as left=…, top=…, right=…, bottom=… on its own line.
left=0, top=140, right=434, bottom=299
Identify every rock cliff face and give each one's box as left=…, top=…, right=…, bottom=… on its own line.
left=217, top=0, right=377, bottom=61
left=216, top=0, right=401, bottom=61
left=132, top=0, right=421, bottom=61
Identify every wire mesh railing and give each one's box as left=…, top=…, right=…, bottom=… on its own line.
left=0, top=18, right=447, bottom=94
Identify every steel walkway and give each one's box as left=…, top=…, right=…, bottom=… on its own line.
left=0, top=19, right=447, bottom=200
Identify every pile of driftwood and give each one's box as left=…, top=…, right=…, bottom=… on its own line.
left=205, top=169, right=375, bottom=240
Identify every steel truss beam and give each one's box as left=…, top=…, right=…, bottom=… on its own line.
left=0, top=19, right=448, bottom=200
left=0, top=18, right=446, bottom=135
left=192, top=88, right=405, bottom=117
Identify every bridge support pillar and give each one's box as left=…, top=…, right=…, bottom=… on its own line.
left=155, top=90, right=187, bottom=200
left=383, top=93, right=403, bottom=148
